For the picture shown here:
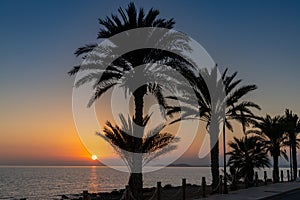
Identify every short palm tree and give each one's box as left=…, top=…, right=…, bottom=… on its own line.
left=283, top=109, right=300, bottom=180
left=97, top=114, right=179, bottom=196
left=249, top=115, right=288, bottom=183
left=227, top=136, right=270, bottom=186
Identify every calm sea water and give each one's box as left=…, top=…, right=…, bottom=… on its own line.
left=0, top=166, right=289, bottom=199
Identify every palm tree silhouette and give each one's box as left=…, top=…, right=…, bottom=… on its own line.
left=249, top=115, right=288, bottom=183
left=69, top=3, right=194, bottom=199
left=167, top=66, right=260, bottom=192
left=97, top=114, right=179, bottom=173
left=220, top=68, right=260, bottom=193
left=227, top=136, right=270, bottom=187
left=283, top=109, right=300, bottom=180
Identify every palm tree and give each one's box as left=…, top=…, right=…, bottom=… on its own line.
left=68, top=3, right=194, bottom=199
left=227, top=136, right=270, bottom=186
left=283, top=109, right=300, bottom=180
left=220, top=69, right=260, bottom=193
left=167, top=66, right=260, bottom=192
left=228, top=106, right=260, bottom=188
left=97, top=114, right=179, bottom=197
left=97, top=114, right=179, bottom=169
left=249, top=115, right=288, bottom=183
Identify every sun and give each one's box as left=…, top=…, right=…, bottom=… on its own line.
left=91, top=155, right=98, bottom=160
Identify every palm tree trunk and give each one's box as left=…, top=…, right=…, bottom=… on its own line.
left=128, top=173, right=143, bottom=200
left=248, top=168, right=254, bottom=186
left=211, top=140, right=219, bottom=192
left=292, top=141, right=297, bottom=180
left=209, top=117, right=220, bottom=192
left=273, top=155, right=279, bottom=183
left=128, top=85, right=147, bottom=200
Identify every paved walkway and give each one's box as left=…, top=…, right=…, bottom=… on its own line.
left=197, top=181, right=300, bottom=200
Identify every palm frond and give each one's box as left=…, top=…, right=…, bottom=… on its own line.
left=68, top=66, right=80, bottom=76
left=74, top=44, right=97, bottom=57
left=87, top=82, right=118, bottom=107
left=226, top=85, right=258, bottom=106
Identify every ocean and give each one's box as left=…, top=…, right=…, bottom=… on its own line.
left=0, top=166, right=289, bottom=199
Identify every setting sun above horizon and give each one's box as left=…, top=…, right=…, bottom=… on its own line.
left=91, top=155, right=98, bottom=161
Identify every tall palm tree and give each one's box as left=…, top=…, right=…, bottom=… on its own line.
left=220, top=69, right=260, bottom=193
left=283, top=109, right=300, bottom=180
left=167, top=66, right=260, bottom=192
left=68, top=3, right=194, bottom=199
left=249, top=115, right=288, bottom=183
left=227, top=136, right=270, bottom=186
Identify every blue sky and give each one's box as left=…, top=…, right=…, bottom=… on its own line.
left=0, top=0, right=299, bottom=165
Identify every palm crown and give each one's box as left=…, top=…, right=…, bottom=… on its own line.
left=227, top=136, right=270, bottom=184
left=249, top=115, right=288, bottom=159
left=248, top=114, right=288, bottom=182
left=96, top=114, right=179, bottom=170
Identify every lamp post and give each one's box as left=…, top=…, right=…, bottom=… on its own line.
left=290, top=144, right=293, bottom=181
left=223, top=122, right=228, bottom=194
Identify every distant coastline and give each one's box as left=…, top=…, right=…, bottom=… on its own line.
left=167, top=163, right=210, bottom=167
left=0, top=163, right=297, bottom=167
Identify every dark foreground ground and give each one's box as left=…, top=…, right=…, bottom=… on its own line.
left=264, top=189, right=300, bottom=200
left=58, top=182, right=300, bottom=200
left=201, top=181, right=300, bottom=200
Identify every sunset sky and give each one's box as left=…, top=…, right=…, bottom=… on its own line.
left=0, top=0, right=300, bottom=166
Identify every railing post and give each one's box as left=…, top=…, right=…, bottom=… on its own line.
left=287, top=170, right=290, bottom=182
left=157, top=182, right=161, bottom=200
left=245, top=175, right=248, bottom=188
left=125, top=185, right=130, bottom=200
left=299, top=169, right=300, bottom=178
left=264, top=171, right=267, bottom=185
left=255, top=172, right=258, bottom=187
left=182, top=178, right=186, bottom=200
left=219, top=175, right=223, bottom=194
left=202, top=177, right=206, bottom=197
left=281, top=170, right=284, bottom=182
left=83, top=190, right=89, bottom=200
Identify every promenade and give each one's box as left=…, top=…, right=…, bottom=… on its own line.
left=201, top=181, right=300, bottom=200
